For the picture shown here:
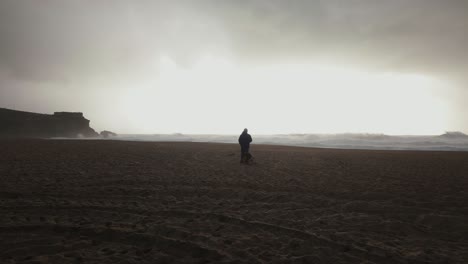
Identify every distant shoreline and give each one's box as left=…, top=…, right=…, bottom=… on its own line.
left=43, top=133, right=468, bottom=152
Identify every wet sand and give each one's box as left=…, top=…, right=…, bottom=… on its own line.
left=1, top=139, right=467, bottom=263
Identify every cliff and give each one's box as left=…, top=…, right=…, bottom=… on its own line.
left=0, top=108, right=99, bottom=138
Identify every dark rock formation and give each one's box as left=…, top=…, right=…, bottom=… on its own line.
left=439, top=131, right=468, bottom=139
left=0, top=108, right=99, bottom=138
left=100, top=130, right=117, bottom=138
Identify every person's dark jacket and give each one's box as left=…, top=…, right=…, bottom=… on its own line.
left=238, top=132, right=252, bottom=147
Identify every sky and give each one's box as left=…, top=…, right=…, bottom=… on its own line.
left=0, top=0, right=467, bottom=135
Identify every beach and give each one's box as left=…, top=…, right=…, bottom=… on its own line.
left=1, top=139, right=467, bottom=263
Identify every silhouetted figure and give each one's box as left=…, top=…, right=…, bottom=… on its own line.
left=238, top=128, right=252, bottom=164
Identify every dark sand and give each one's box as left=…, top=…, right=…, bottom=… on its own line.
left=1, top=140, right=467, bottom=263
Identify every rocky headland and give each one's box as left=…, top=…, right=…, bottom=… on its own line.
left=0, top=108, right=99, bottom=138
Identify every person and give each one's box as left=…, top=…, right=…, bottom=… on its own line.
left=238, top=128, right=252, bottom=163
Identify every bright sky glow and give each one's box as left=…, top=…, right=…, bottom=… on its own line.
left=118, top=55, right=450, bottom=135
left=1, top=1, right=467, bottom=135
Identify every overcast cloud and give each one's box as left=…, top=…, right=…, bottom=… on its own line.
left=0, top=0, right=467, bottom=133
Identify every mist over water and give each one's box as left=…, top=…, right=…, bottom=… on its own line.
left=100, top=133, right=468, bottom=151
